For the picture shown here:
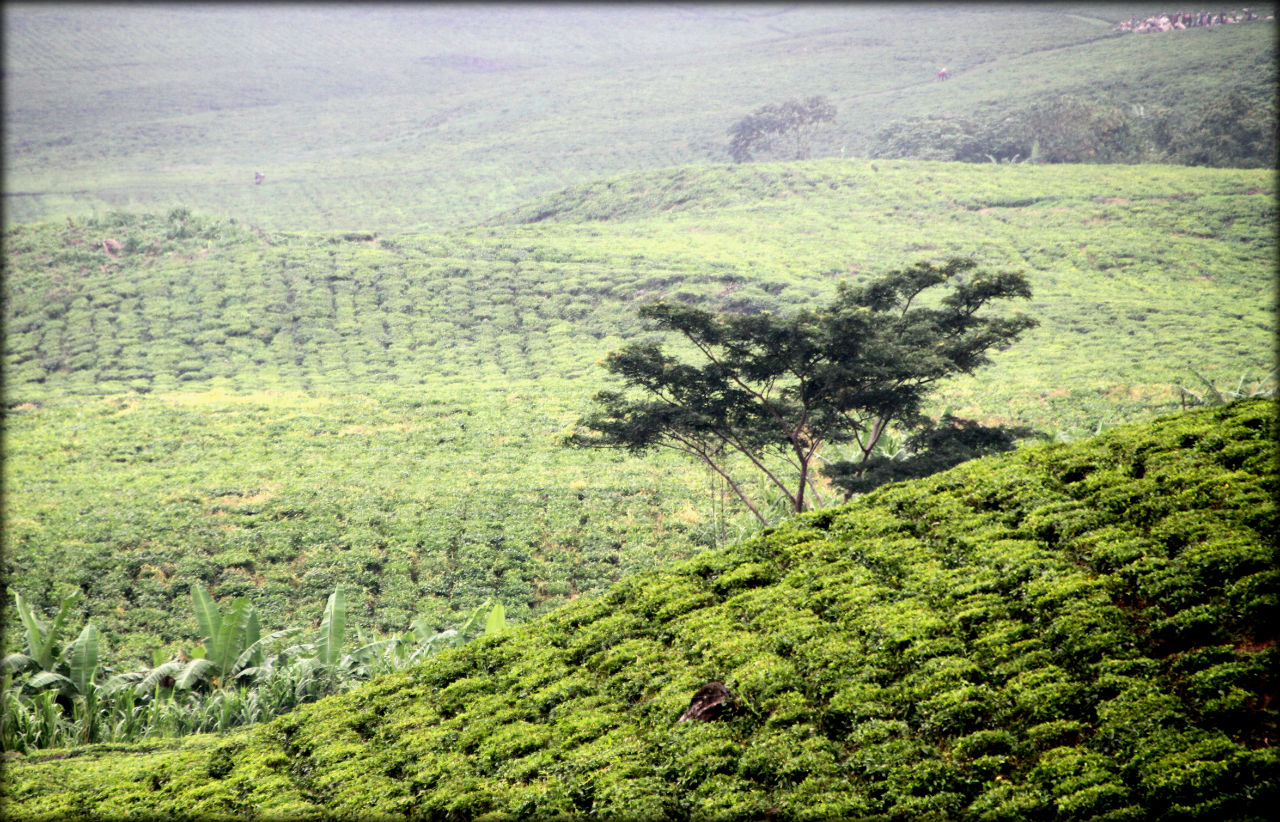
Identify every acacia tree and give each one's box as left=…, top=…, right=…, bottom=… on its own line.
left=567, top=258, right=1037, bottom=525
left=728, top=95, right=837, bottom=163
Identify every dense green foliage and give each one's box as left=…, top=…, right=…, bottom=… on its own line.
left=1, top=385, right=715, bottom=662
left=869, top=89, right=1277, bottom=168
left=1, top=585, right=508, bottom=754
left=4, top=160, right=1274, bottom=670
left=5, top=400, right=1274, bottom=820
left=727, top=96, right=836, bottom=163
left=5, top=6, right=1274, bottom=231
left=569, top=258, right=1036, bottom=522
left=7, top=162, right=1273, bottom=415
left=3, top=5, right=1275, bottom=812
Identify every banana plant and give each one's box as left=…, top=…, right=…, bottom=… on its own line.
left=314, top=586, right=347, bottom=668
left=21, top=623, right=104, bottom=744
left=226, top=586, right=355, bottom=701
left=24, top=623, right=100, bottom=697
left=131, top=585, right=289, bottom=695
left=331, top=598, right=508, bottom=677
left=3, top=591, right=81, bottom=676
left=485, top=601, right=506, bottom=635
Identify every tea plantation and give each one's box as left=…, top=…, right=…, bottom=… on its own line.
left=5, top=399, right=1275, bottom=820
left=5, top=6, right=1274, bottom=230
left=3, top=5, right=1275, bottom=814
left=4, top=160, right=1274, bottom=663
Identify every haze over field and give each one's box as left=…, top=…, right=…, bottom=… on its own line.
left=6, top=3, right=1274, bottom=229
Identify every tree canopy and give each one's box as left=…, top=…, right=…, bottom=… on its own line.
left=870, top=92, right=1278, bottom=168
left=568, top=258, right=1038, bottom=525
left=727, top=95, right=836, bottom=163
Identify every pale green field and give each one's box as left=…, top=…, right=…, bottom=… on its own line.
left=5, top=4, right=1274, bottom=230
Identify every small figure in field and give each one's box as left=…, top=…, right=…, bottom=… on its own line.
left=937, top=67, right=949, bottom=81
left=254, top=171, right=265, bottom=185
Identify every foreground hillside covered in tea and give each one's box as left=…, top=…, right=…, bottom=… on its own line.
left=6, top=399, right=1276, bottom=820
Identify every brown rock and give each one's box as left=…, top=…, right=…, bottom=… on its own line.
left=678, top=681, right=734, bottom=723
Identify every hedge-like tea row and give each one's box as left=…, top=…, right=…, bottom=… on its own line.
left=7, top=399, right=1275, bottom=820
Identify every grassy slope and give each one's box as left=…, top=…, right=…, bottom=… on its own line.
left=5, top=399, right=1275, bottom=820
left=4, top=160, right=1274, bottom=659
left=4, top=5, right=1274, bottom=231
left=7, top=161, right=1274, bottom=416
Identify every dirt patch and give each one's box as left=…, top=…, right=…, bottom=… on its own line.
left=1234, top=637, right=1277, bottom=654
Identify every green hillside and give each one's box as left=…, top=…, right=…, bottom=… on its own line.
left=4, top=160, right=1274, bottom=661
left=4, top=5, right=1274, bottom=231
left=5, top=399, right=1275, bottom=820
left=6, top=161, right=1273, bottom=413
left=3, top=5, right=1276, bottom=810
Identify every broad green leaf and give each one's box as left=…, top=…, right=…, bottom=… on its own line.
left=67, top=623, right=99, bottom=696
left=47, top=594, right=79, bottom=651
left=245, top=608, right=262, bottom=668
left=211, top=598, right=254, bottom=682
left=176, top=657, right=217, bottom=691
left=422, top=629, right=457, bottom=657
left=100, top=671, right=145, bottom=697
left=134, top=660, right=186, bottom=695
left=14, top=592, right=81, bottom=673
left=15, top=592, right=52, bottom=671
left=191, top=585, right=220, bottom=648
left=316, top=587, right=347, bottom=668
left=25, top=671, right=71, bottom=692
left=233, top=627, right=304, bottom=673
left=351, top=637, right=395, bottom=658
left=409, top=618, right=430, bottom=642
left=485, top=602, right=506, bottom=635
left=453, top=600, right=489, bottom=647
left=2, top=652, right=36, bottom=674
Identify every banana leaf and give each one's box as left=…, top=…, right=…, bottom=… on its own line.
left=176, top=657, right=217, bottom=691
left=134, top=660, right=186, bottom=696
left=25, top=671, right=72, bottom=693
left=67, top=623, right=99, bottom=697
left=315, top=587, right=347, bottom=668
left=485, top=602, right=506, bottom=635
left=190, top=585, right=221, bottom=649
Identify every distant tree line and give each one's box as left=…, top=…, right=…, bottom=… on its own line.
left=868, top=92, right=1277, bottom=168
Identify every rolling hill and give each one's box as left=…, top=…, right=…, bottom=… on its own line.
left=3, top=5, right=1276, bottom=810
left=4, top=160, right=1274, bottom=660
left=5, top=398, right=1275, bottom=820
left=4, top=5, right=1275, bottom=231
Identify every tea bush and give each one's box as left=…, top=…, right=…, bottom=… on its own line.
left=6, top=399, right=1274, bottom=819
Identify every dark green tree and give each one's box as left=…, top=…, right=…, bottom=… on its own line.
left=567, top=258, right=1037, bottom=525
left=1166, top=91, right=1278, bottom=168
left=825, top=412, right=1039, bottom=498
left=728, top=95, right=837, bottom=163
left=869, top=114, right=988, bottom=162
